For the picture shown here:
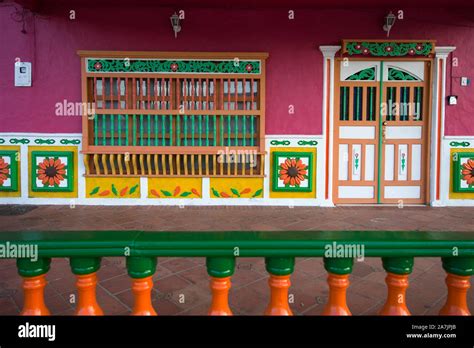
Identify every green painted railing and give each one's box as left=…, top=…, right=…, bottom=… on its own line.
left=92, top=114, right=259, bottom=147
left=2, top=230, right=474, bottom=316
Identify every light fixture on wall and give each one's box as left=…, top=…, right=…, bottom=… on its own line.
left=383, top=11, right=396, bottom=37
left=170, top=12, right=181, bottom=38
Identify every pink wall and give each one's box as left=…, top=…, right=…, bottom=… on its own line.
left=1, top=4, right=473, bottom=135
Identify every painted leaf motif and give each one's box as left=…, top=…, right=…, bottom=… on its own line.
left=161, top=190, right=172, bottom=197
left=180, top=192, right=192, bottom=197
left=252, top=189, right=263, bottom=198
left=211, top=188, right=220, bottom=197
left=129, top=184, right=139, bottom=194
left=111, top=184, right=118, bottom=196
left=89, top=186, right=100, bottom=196
left=230, top=188, right=240, bottom=197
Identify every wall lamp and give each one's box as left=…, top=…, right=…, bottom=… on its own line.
left=383, top=11, right=396, bottom=37
left=170, top=12, right=181, bottom=38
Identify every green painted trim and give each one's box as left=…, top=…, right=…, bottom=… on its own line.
left=87, top=58, right=261, bottom=74
left=17, top=258, right=51, bottom=278
left=377, top=61, right=384, bottom=203
left=382, top=257, right=414, bottom=275
left=0, top=150, right=19, bottom=192
left=345, top=42, right=434, bottom=57
left=270, top=140, right=290, bottom=146
left=70, top=257, right=102, bottom=275
left=297, top=140, right=318, bottom=146
left=324, top=257, right=353, bottom=275
left=271, top=151, right=314, bottom=193
left=126, top=256, right=157, bottom=279
left=206, top=257, right=235, bottom=278
left=452, top=152, right=474, bottom=193
left=345, top=67, right=376, bottom=81
left=34, top=139, right=56, bottom=145
left=450, top=141, right=470, bottom=148
left=442, top=257, right=474, bottom=276
left=0, top=139, right=5, bottom=144
left=265, top=257, right=295, bottom=276
left=60, top=139, right=81, bottom=145
left=30, top=151, right=74, bottom=193
left=9, top=138, right=30, bottom=144
left=387, top=67, right=420, bottom=81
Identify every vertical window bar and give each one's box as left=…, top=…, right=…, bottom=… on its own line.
left=177, top=115, right=181, bottom=146
left=154, top=115, right=158, bottom=146
left=161, top=115, right=165, bottom=146
left=206, top=115, right=209, bottom=146
left=140, top=114, right=144, bottom=146
left=133, top=115, right=137, bottom=146
left=213, top=115, right=217, bottom=146
left=111, top=114, right=114, bottom=146
left=243, top=115, right=247, bottom=146
left=94, top=114, right=98, bottom=145
left=147, top=114, right=151, bottom=146
left=118, top=114, right=122, bottom=146
left=250, top=116, right=254, bottom=146
left=184, top=115, right=188, bottom=146
left=191, top=116, right=195, bottom=146
left=126, top=115, right=129, bottom=146
left=234, top=115, right=238, bottom=146
left=169, top=115, right=173, bottom=146
left=220, top=115, right=224, bottom=146
left=199, top=115, right=202, bottom=146
left=102, top=115, right=106, bottom=146
left=227, top=115, right=231, bottom=146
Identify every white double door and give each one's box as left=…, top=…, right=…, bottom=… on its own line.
left=334, top=59, right=431, bottom=204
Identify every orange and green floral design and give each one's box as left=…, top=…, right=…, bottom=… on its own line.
left=272, top=151, right=313, bottom=193
left=0, top=157, right=11, bottom=187
left=89, top=184, right=139, bottom=197
left=149, top=186, right=201, bottom=198
left=461, top=159, right=474, bottom=186
left=279, top=158, right=308, bottom=186
left=37, top=157, right=67, bottom=187
left=211, top=187, right=262, bottom=198
left=31, top=151, right=74, bottom=193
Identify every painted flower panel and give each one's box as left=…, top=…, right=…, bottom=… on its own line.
left=272, top=151, right=313, bottom=192
left=31, top=151, right=74, bottom=192
left=0, top=151, right=19, bottom=191
left=453, top=152, right=474, bottom=193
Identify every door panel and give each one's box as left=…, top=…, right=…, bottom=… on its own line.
left=333, top=59, right=431, bottom=204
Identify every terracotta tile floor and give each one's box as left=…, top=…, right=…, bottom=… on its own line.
left=0, top=205, right=473, bottom=315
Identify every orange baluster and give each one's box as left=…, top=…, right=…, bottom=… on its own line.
left=265, top=274, right=292, bottom=316
left=380, top=272, right=410, bottom=315
left=70, top=257, right=103, bottom=315
left=439, top=273, right=471, bottom=316
left=323, top=273, right=351, bottom=315
left=323, top=258, right=353, bottom=316
left=131, top=275, right=157, bottom=316
left=75, top=272, right=103, bottom=315
left=264, top=257, right=294, bottom=316
left=17, top=258, right=51, bottom=316
left=209, top=276, right=232, bottom=315
left=206, top=257, right=235, bottom=316
left=21, top=275, right=50, bottom=316
left=380, top=257, right=413, bottom=316
left=127, top=257, right=157, bottom=316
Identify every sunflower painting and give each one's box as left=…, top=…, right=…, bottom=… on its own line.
left=31, top=151, right=74, bottom=192
left=453, top=152, right=474, bottom=193
left=0, top=150, right=19, bottom=192
left=0, top=157, right=11, bottom=187
left=272, top=151, right=313, bottom=192
left=461, top=159, right=474, bottom=186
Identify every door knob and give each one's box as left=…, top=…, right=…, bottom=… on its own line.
left=382, top=121, right=388, bottom=126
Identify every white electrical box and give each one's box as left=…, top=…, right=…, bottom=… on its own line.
left=461, top=77, right=470, bottom=86
left=14, top=62, right=32, bottom=87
